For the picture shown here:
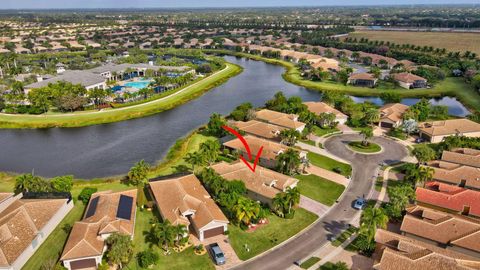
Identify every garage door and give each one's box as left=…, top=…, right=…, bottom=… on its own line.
left=70, top=258, right=97, bottom=270
left=380, top=122, right=393, bottom=128
left=203, top=226, right=224, bottom=238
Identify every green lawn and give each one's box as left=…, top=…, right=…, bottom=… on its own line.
left=300, top=139, right=316, bottom=146
left=312, top=126, right=339, bottom=137
left=300, top=257, right=321, bottom=269
left=295, top=174, right=345, bottom=206
left=0, top=63, right=242, bottom=128
left=331, top=226, right=358, bottom=247
left=307, top=152, right=352, bottom=177
left=229, top=208, right=318, bottom=260
left=375, top=177, right=384, bottom=192
left=347, top=141, right=382, bottom=153
left=127, top=207, right=214, bottom=270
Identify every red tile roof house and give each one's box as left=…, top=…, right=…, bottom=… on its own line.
left=148, top=174, right=229, bottom=241
left=425, top=160, right=480, bottom=190
left=255, top=109, right=306, bottom=132
left=347, top=73, right=378, bottom=88
left=378, top=103, right=409, bottom=129
left=400, top=205, right=480, bottom=258
left=303, top=101, right=348, bottom=125
left=416, top=182, right=480, bottom=218
left=441, top=148, right=480, bottom=168
left=392, top=72, right=428, bottom=89
left=61, top=190, right=137, bottom=270
left=0, top=192, right=73, bottom=270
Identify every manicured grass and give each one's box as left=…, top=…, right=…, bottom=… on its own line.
left=295, top=174, right=345, bottom=206
left=307, top=152, right=352, bottom=177
left=331, top=226, right=358, bottom=247
left=300, top=139, right=316, bottom=146
left=375, top=177, right=384, bottom=192
left=217, top=51, right=480, bottom=113
left=346, top=30, right=480, bottom=55
left=348, top=141, right=382, bottom=153
left=229, top=208, right=318, bottom=260
left=300, top=257, right=321, bottom=269
left=22, top=203, right=86, bottom=270
left=312, top=126, right=339, bottom=137
left=0, top=63, right=242, bottom=128
left=127, top=207, right=214, bottom=270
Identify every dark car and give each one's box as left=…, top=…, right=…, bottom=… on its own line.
left=209, top=243, right=226, bottom=265
left=353, top=198, right=366, bottom=210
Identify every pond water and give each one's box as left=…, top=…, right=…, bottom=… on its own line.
left=0, top=56, right=471, bottom=178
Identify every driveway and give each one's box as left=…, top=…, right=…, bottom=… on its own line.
left=299, top=195, right=330, bottom=217
left=232, top=134, right=409, bottom=270
left=191, top=234, right=241, bottom=270
left=306, top=165, right=349, bottom=186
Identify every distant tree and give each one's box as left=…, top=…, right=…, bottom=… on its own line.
left=230, top=102, right=253, bottom=121
left=412, top=144, right=436, bottom=164
left=199, top=140, right=220, bottom=165
left=205, top=113, right=227, bottom=137
left=127, top=160, right=150, bottom=187
left=78, top=187, right=98, bottom=204
left=50, top=175, right=73, bottom=192
left=184, top=152, right=206, bottom=173
left=14, top=173, right=50, bottom=194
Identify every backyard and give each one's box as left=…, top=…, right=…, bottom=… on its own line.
left=296, top=174, right=345, bottom=206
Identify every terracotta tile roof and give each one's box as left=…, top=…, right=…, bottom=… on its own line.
left=0, top=193, right=12, bottom=204
left=416, top=182, right=480, bottom=217
left=149, top=174, right=228, bottom=231
left=393, top=72, right=427, bottom=83
left=303, top=102, right=347, bottom=119
left=61, top=189, right=137, bottom=261
left=348, top=72, right=376, bottom=81
left=419, top=119, right=480, bottom=137
left=255, top=109, right=306, bottom=130
left=442, top=148, right=480, bottom=168
left=379, top=103, right=409, bottom=123
left=211, top=161, right=298, bottom=199
left=233, top=120, right=286, bottom=141
left=223, top=135, right=289, bottom=160
left=374, top=229, right=480, bottom=270
left=401, top=205, right=480, bottom=253
left=0, top=198, right=68, bottom=267
left=426, top=161, right=480, bottom=189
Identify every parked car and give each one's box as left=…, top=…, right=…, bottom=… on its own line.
left=353, top=198, right=366, bottom=210
left=209, top=243, right=226, bottom=265
left=415, top=138, right=425, bottom=143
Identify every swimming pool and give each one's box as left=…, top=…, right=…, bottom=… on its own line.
left=124, top=80, right=152, bottom=89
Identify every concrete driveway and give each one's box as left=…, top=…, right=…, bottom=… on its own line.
left=191, top=234, right=241, bottom=270
left=231, top=134, right=409, bottom=270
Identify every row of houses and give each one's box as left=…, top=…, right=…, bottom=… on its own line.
left=374, top=148, right=480, bottom=269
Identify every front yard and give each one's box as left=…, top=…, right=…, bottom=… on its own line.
left=127, top=208, right=214, bottom=270
left=307, top=152, right=352, bottom=177
left=228, top=208, right=318, bottom=260
left=296, top=174, right=345, bottom=206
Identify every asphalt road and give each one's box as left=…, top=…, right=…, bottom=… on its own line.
left=232, top=134, right=409, bottom=270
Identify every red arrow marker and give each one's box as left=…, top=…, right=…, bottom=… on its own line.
left=222, top=125, right=263, bottom=172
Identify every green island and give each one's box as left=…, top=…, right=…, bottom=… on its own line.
left=214, top=50, right=480, bottom=113
left=347, top=141, right=382, bottom=153
left=0, top=62, right=242, bottom=129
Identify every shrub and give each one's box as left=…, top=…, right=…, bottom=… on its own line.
left=137, top=250, right=159, bottom=268
left=333, top=167, right=342, bottom=174
left=78, top=187, right=98, bottom=204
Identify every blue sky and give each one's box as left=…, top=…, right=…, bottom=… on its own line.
left=1, top=0, right=479, bottom=9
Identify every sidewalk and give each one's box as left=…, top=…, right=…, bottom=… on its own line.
left=296, top=141, right=351, bottom=165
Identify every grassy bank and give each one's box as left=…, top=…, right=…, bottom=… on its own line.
left=0, top=63, right=242, bottom=129
left=215, top=51, right=480, bottom=113
left=295, top=174, right=345, bottom=206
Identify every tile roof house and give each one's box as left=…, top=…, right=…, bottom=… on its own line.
left=418, top=119, right=480, bottom=143
left=442, top=148, right=480, bottom=168
left=61, top=190, right=137, bottom=270
left=0, top=193, right=73, bottom=270
left=303, top=101, right=348, bottom=125
left=401, top=205, right=480, bottom=257
left=24, top=70, right=107, bottom=93
left=211, top=161, right=299, bottom=205
left=416, top=182, right=480, bottom=217
left=223, top=135, right=306, bottom=168
left=347, top=72, right=378, bottom=87
left=233, top=120, right=287, bottom=141
left=426, top=160, right=480, bottom=190
left=374, top=229, right=480, bottom=270
left=392, top=72, right=427, bottom=89
left=255, top=109, right=306, bottom=132
left=148, top=174, right=228, bottom=241
left=377, top=103, right=409, bottom=129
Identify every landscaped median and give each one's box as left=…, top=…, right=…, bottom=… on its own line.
left=0, top=62, right=242, bottom=128
left=347, top=141, right=382, bottom=154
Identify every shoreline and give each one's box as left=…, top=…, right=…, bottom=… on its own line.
left=0, top=62, right=243, bottom=129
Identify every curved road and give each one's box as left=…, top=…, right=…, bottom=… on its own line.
left=233, top=134, right=409, bottom=270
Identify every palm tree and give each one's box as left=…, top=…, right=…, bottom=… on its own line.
left=284, top=187, right=300, bottom=214
left=301, top=156, right=310, bottom=173
left=276, top=148, right=301, bottom=176
left=417, top=166, right=434, bottom=187
left=233, top=197, right=260, bottom=225
left=127, top=160, right=150, bottom=187
left=359, top=206, right=389, bottom=242
left=152, top=221, right=176, bottom=252
left=279, top=129, right=300, bottom=146
left=360, top=128, right=373, bottom=146
left=364, top=108, right=380, bottom=127
left=199, top=140, right=220, bottom=165
left=173, top=224, right=188, bottom=246
left=184, top=152, right=205, bottom=173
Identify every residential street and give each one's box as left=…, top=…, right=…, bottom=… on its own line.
left=232, top=134, right=409, bottom=270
